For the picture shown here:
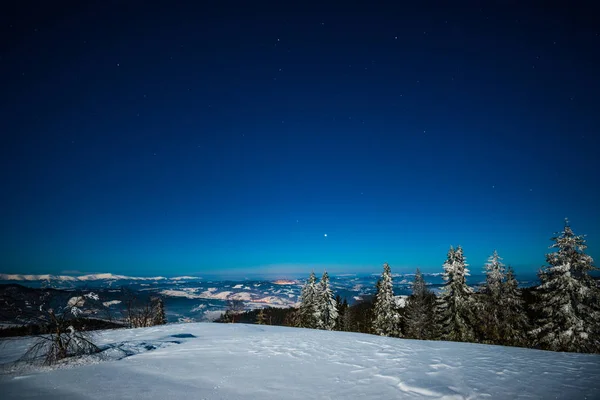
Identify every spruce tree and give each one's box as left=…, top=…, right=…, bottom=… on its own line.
left=436, top=246, right=476, bottom=342
left=298, top=271, right=319, bottom=328
left=316, top=271, right=338, bottom=330
left=485, top=250, right=505, bottom=298
left=151, top=297, right=167, bottom=326
left=404, top=268, right=437, bottom=339
left=500, top=266, right=529, bottom=347
left=478, top=250, right=506, bottom=343
left=412, top=268, right=426, bottom=297
left=335, top=296, right=348, bottom=331
left=531, top=220, right=600, bottom=353
left=372, top=262, right=401, bottom=337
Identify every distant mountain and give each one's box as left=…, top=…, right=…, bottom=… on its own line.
left=0, top=273, right=202, bottom=282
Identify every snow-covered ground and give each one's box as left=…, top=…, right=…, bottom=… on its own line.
left=1, top=323, right=599, bottom=399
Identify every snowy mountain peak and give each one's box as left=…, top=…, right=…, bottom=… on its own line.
left=170, top=276, right=202, bottom=280
left=0, top=273, right=168, bottom=282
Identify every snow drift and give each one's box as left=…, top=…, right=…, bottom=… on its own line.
left=1, top=323, right=599, bottom=399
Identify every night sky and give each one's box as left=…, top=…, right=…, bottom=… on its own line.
left=1, top=2, right=599, bottom=277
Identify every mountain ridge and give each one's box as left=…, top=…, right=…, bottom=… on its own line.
left=0, top=273, right=203, bottom=282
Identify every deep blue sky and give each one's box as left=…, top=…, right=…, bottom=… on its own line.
left=1, top=2, right=598, bottom=277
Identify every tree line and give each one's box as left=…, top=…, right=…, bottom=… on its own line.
left=238, top=220, right=599, bottom=353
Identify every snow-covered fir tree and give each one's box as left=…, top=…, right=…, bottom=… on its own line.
left=485, top=250, right=505, bottom=298
left=531, top=220, right=600, bottom=353
left=151, top=297, right=167, bottom=326
left=372, top=263, right=401, bottom=337
left=499, top=266, right=529, bottom=347
left=404, top=268, right=437, bottom=339
left=315, top=271, right=338, bottom=330
left=412, top=268, right=427, bottom=297
left=436, top=246, right=476, bottom=342
left=298, top=271, right=319, bottom=328
left=477, top=250, right=506, bottom=343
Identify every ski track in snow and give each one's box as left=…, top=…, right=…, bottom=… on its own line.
left=1, top=323, right=599, bottom=399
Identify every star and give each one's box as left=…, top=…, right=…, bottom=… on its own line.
left=324, top=234, right=327, bottom=237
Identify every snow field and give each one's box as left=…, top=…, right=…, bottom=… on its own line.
left=1, top=323, right=599, bottom=399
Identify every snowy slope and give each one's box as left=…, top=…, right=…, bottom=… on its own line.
left=1, top=324, right=599, bottom=399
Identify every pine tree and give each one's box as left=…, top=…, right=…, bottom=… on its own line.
left=151, top=297, right=167, bottom=326
left=298, top=271, right=319, bottom=328
left=436, top=246, right=476, bottom=342
left=372, top=263, right=401, bottom=337
left=499, top=266, right=529, bottom=347
left=335, top=295, right=348, bottom=331
left=485, top=250, right=505, bottom=298
left=404, top=268, right=437, bottom=339
left=412, top=268, right=426, bottom=297
left=256, top=308, right=266, bottom=325
left=531, top=220, right=600, bottom=353
left=316, top=271, right=338, bottom=330
left=478, top=250, right=506, bottom=343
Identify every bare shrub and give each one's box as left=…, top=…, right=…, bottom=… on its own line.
left=120, top=290, right=167, bottom=328
left=20, top=308, right=99, bottom=366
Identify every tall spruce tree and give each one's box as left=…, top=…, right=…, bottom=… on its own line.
left=372, top=262, right=401, bottom=337
left=151, top=297, right=167, bottom=326
left=531, top=220, right=600, bottom=353
left=499, top=266, right=529, bottom=347
left=298, top=271, right=319, bottom=328
left=316, top=271, right=338, bottom=330
left=478, top=250, right=506, bottom=343
left=485, top=250, right=505, bottom=298
left=404, top=268, right=437, bottom=339
left=436, top=246, right=476, bottom=342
